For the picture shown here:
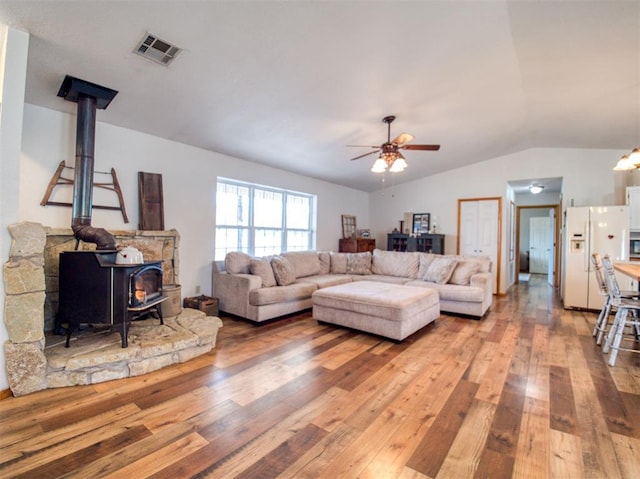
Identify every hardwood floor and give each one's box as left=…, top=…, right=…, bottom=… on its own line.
left=1, top=275, right=639, bottom=478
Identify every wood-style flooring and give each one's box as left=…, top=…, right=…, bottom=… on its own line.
left=1, top=275, right=639, bottom=478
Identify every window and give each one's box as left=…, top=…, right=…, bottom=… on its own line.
left=215, top=178, right=316, bottom=260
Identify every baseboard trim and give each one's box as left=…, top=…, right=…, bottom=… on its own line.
left=0, top=388, right=13, bottom=400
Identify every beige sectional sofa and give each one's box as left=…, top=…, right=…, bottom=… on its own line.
left=212, top=249, right=493, bottom=323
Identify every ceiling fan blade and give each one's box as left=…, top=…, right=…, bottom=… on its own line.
left=346, top=145, right=379, bottom=148
left=401, top=144, right=441, bottom=151
left=349, top=149, right=380, bottom=161
left=392, top=133, right=414, bottom=146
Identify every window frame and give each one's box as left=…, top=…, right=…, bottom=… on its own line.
left=215, top=178, right=316, bottom=260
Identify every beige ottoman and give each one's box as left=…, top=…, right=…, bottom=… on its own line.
left=312, top=281, right=439, bottom=341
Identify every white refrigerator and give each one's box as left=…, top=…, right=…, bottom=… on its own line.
left=562, top=205, right=629, bottom=310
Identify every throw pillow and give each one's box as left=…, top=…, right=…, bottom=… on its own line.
left=371, top=249, right=420, bottom=278
left=330, top=252, right=348, bottom=274
left=424, top=257, right=458, bottom=284
left=250, top=257, right=277, bottom=287
left=318, top=251, right=331, bottom=274
left=346, top=252, right=372, bottom=275
left=271, top=256, right=297, bottom=286
left=282, top=251, right=321, bottom=278
left=225, top=251, right=251, bottom=274
left=449, top=260, right=481, bottom=285
left=417, top=253, right=437, bottom=280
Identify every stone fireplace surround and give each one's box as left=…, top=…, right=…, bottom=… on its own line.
left=3, top=222, right=222, bottom=396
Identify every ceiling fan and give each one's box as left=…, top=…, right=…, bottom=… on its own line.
left=348, top=115, right=440, bottom=173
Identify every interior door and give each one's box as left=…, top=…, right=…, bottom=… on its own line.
left=548, top=208, right=556, bottom=285
left=477, top=201, right=499, bottom=260
left=459, top=201, right=479, bottom=256
left=529, top=216, right=550, bottom=274
left=458, top=198, right=500, bottom=293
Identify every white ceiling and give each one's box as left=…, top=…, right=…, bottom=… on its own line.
left=1, top=1, right=638, bottom=192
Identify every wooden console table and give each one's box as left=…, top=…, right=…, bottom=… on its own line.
left=387, top=233, right=445, bottom=254
left=339, top=238, right=375, bottom=253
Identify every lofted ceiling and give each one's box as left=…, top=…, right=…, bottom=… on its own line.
left=1, top=1, right=638, bottom=192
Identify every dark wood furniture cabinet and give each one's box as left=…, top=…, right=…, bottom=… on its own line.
left=339, top=238, right=376, bottom=253
left=387, top=233, right=445, bottom=254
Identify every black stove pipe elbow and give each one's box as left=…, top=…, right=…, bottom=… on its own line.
left=72, top=224, right=116, bottom=250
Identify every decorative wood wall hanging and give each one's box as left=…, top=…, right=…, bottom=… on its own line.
left=138, top=172, right=165, bottom=231
left=40, top=161, right=129, bottom=223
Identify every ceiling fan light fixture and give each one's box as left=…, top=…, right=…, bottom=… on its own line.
left=614, top=154, right=634, bottom=171
left=349, top=115, right=440, bottom=175
left=613, top=148, right=640, bottom=171
left=529, top=184, right=544, bottom=194
left=389, top=157, right=408, bottom=172
left=371, top=157, right=388, bottom=173
left=629, top=148, right=640, bottom=165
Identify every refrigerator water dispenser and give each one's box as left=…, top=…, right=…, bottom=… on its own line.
left=570, top=234, right=584, bottom=253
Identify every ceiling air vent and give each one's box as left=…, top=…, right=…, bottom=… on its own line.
left=134, top=33, right=181, bottom=66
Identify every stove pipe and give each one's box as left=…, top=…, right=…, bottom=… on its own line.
left=57, top=76, right=119, bottom=249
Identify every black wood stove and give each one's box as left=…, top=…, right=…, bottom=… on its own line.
left=54, top=76, right=170, bottom=348
left=58, top=250, right=167, bottom=348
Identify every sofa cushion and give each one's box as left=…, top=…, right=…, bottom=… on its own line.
left=371, top=249, right=420, bottom=278
left=225, top=251, right=251, bottom=274
left=250, top=257, right=277, bottom=287
left=449, top=260, right=481, bottom=286
left=318, top=251, right=331, bottom=274
left=406, top=280, right=484, bottom=303
left=271, top=256, right=297, bottom=286
left=346, top=252, right=372, bottom=275
left=249, top=282, right=317, bottom=306
left=330, top=252, right=348, bottom=274
left=351, top=274, right=409, bottom=285
left=282, top=251, right=321, bottom=278
left=423, top=256, right=458, bottom=284
left=297, top=274, right=353, bottom=289
left=456, top=255, right=491, bottom=273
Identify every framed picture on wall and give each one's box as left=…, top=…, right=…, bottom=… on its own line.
left=341, top=215, right=357, bottom=239
left=412, top=213, right=430, bottom=234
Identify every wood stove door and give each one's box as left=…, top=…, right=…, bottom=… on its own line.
left=58, top=252, right=112, bottom=330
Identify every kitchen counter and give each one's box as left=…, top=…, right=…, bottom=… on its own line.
left=613, top=262, right=640, bottom=281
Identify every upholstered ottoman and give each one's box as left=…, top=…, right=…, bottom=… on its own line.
left=312, top=281, right=439, bottom=341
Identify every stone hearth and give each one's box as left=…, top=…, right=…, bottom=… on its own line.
left=44, top=310, right=222, bottom=388
left=3, top=222, right=222, bottom=396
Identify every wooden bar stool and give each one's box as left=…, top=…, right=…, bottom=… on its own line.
left=600, top=256, right=640, bottom=366
left=590, top=253, right=637, bottom=345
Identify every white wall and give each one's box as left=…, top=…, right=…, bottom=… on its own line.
left=19, top=104, right=371, bottom=300
left=0, top=27, right=29, bottom=391
left=369, top=147, right=629, bottom=294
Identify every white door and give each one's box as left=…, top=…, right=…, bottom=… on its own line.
left=529, top=216, right=550, bottom=274
left=477, top=201, right=499, bottom=259
left=458, top=199, right=499, bottom=293
left=459, top=201, right=480, bottom=256
left=548, top=208, right=555, bottom=285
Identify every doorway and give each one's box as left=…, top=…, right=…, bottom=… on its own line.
left=529, top=216, right=550, bottom=274
left=516, top=204, right=560, bottom=287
